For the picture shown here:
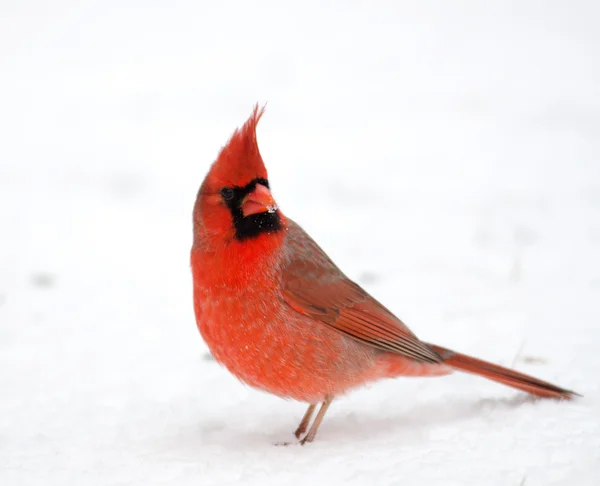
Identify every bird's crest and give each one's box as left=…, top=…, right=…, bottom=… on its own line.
left=203, top=104, right=268, bottom=191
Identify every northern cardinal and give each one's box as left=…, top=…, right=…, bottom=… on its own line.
left=191, top=106, right=577, bottom=444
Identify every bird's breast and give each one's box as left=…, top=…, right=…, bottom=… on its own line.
left=192, top=282, right=379, bottom=403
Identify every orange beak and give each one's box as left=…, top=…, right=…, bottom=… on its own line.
left=241, top=183, right=278, bottom=217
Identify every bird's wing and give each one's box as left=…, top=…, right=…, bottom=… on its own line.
left=281, top=222, right=441, bottom=364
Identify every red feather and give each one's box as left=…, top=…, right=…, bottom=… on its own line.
left=191, top=106, right=578, bottom=443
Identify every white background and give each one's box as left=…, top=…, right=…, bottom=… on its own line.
left=1, top=1, right=599, bottom=484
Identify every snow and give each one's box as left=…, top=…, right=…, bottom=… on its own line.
left=1, top=1, right=600, bottom=484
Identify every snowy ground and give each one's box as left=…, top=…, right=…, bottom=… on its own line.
left=1, top=1, right=600, bottom=485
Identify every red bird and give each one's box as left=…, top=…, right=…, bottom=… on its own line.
left=191, top=106, right=577, bottom=444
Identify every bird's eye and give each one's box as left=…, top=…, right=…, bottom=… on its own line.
left=220, top=187, right=235, bottom=201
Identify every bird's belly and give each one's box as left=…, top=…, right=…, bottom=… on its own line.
left=194, top=287, right=377, bottom=403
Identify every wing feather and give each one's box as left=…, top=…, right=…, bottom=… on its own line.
left=281, top=227, right=441, bottom=364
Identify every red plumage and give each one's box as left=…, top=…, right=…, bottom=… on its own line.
left=191, top=106, right=578, bottom=443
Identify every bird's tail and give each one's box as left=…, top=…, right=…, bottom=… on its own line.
left=427, top=343, right=579, bottom=400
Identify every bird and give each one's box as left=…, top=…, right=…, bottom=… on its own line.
left=190, top=105, right=578, bottom=444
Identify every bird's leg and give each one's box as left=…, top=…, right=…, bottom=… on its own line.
left=294, top=404, right=316, bottom=439
left=300, top=396, right=333, bottom=445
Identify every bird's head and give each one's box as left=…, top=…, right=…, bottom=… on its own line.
left=193, top=105, right=284, bottom=248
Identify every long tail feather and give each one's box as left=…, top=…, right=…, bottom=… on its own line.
left=427, top=344, right=579, bottom=400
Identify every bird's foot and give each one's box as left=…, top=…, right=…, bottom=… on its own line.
left=299, top=435, right=313, bottom=446
left=294, top=425, right=308, bottom=439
